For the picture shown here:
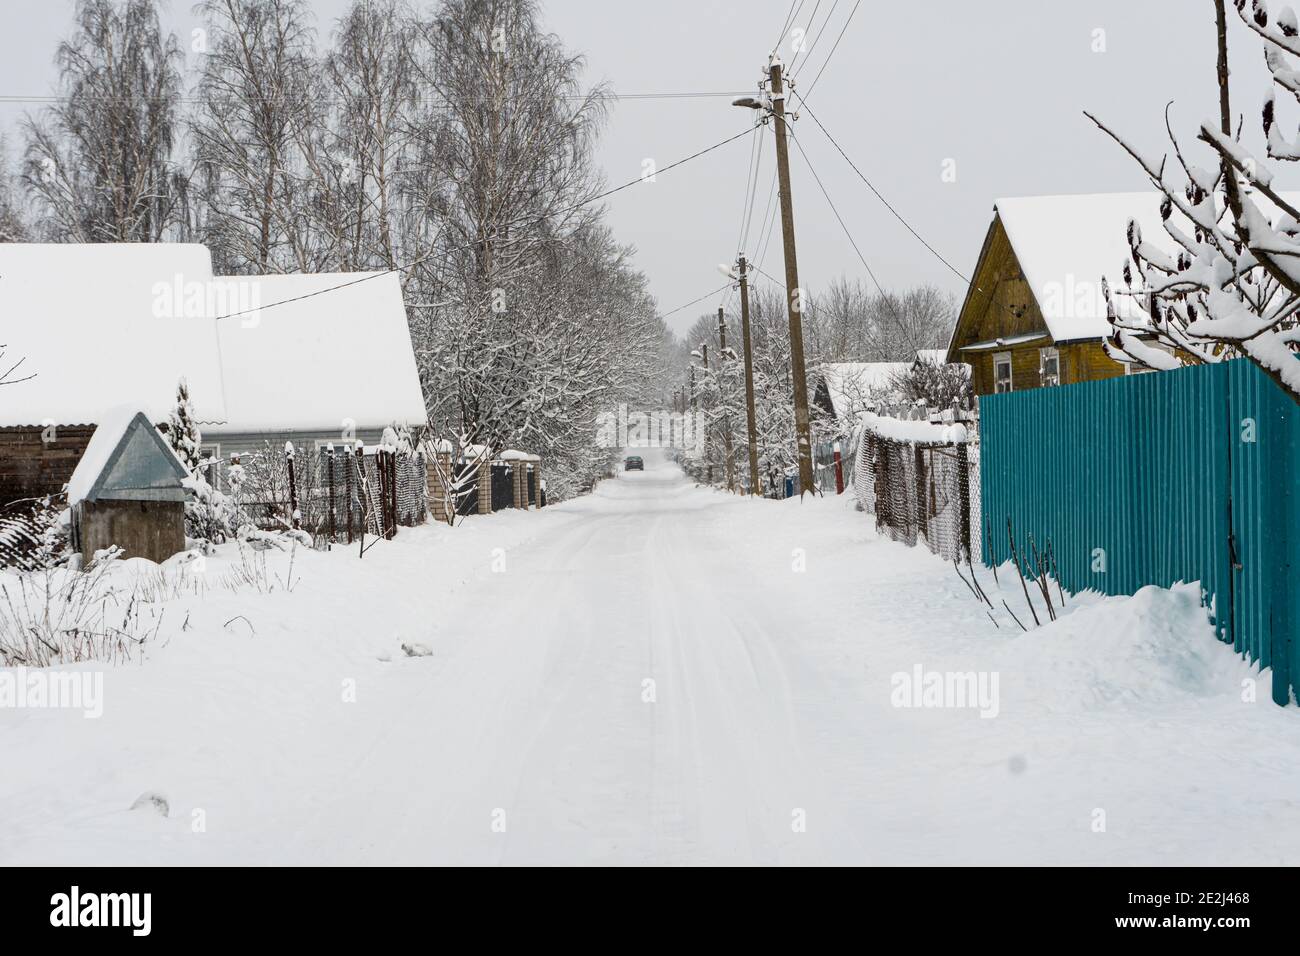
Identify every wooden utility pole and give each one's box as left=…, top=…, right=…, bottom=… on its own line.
left=700, top=341, right=712, bottom=483
left=737, top=255, right=760, bottom=495
left=717, top=307, right=735, bottom=493
left=768, top=56, right=815, bottom=495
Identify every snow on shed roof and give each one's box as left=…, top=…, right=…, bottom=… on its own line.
left=819, top=362, right=909, bottom=418
left=993, top=191, right=1300, bottom=342
left=67, top=407, right=189, bottom=506
left=0, top=244, right=227, bottom=427
left=210, top=270, right=427, bottom=434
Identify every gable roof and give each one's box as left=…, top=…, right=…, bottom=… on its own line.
left=67, top=407, right=189, bottom=506
left=992, top=193, right=1168, bottom=343
left=0, top=245, right=427, bottom=434
left=211, top=271, right=427, bottom=434
left=963, top=191, right=1300, bottom=350
left=818, top=362, right=910, bottom=418
left=0, top=244, right=227, bottom=427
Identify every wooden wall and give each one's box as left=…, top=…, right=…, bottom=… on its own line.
left=951, top=215, right=1127, bottom=397
left=0, top=426, right=95, bottom=508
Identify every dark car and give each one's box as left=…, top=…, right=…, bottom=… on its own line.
left=623, top=455, right=644, bottom=471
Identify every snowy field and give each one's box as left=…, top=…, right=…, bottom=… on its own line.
left=2, top=449, right=1298, bottom=866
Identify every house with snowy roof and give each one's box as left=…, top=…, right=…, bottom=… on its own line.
left=814, top=350, right=965, bottom=422
left=946, top=193, right=1173, bottom=397
left=200, top=270, right=427, bottom=486
left=813, top=362, right=910, bottom=422
left=0, top=243, right=427, bottom=507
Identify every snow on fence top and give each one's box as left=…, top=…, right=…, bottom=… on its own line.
left=212, top=271, right=427, bottom=434
left=0, top=243, right=227, bottom=427
left=859, top=412, right=969, bottom=446
left=992, top=191, right=1300, bottom=344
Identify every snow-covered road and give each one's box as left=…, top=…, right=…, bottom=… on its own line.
left=4, top=449, right=1299, bottom=866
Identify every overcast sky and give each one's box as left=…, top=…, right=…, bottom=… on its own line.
left=0, top=1, right=1286, bottom=335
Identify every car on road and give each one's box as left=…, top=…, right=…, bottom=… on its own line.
left=624, top=455, right=644, bottom=471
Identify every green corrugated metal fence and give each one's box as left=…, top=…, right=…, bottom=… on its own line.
left=981, top=360, right=1298, bottom=705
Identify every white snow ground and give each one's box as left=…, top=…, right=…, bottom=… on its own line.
left=2, top=448, right=1298, bottom=866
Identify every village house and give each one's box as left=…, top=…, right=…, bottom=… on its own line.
left=200, top=269, right=428, bottom=489
left=0, top=243, right=428, bottom=509
left=946, top=193, right=1180, bottom=398
left=0, top=243, right=228, bottom=509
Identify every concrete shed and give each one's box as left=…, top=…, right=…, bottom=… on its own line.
left=68, top=410, right=190, bottom=564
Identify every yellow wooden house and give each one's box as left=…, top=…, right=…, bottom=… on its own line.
left=946, top=193, right=1171, bottom=397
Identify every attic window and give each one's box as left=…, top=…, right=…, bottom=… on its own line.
left=994, top=352, right=1013, bottom=393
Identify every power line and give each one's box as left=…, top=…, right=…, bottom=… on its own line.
left=661, top=282, right=735, bottom=321
left=789, top=94, right=1029, bottom=334
left=787, top=0, right=824, bottom=73
left=774, top=0, right=807, bottom=54
left=791, top=91, right=970, bottom=285
left=787, top=124, right=893, bottom=303
left=0, top=90, right=756, bottom=108
left=208, top=124, right=756, bottom=322
left=791, top=0, right=841, bottom=79
left=795, top=0, right=861, bottom=99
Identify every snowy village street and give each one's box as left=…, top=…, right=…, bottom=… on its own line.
left=3, top=450, right=1299, bottom=868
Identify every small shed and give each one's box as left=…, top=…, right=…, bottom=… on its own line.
left=68, top=409, right=190, bottom=564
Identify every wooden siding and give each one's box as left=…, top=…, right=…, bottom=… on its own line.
left=0, top=426, right=95, bottom=507
left=950, top=214, right=1127, bottom=397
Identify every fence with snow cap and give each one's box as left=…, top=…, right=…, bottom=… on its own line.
left=853, top=413, right=980, bottom=565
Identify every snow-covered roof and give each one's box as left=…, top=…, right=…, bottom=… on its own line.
left=819, top=362, right=909, bottom=418
left=67, top=407, right=189, bottom=506
left=207, top=271, right=427, bottom=435
left=0, top=244, right=227, bottom=427
left=992, top=191, right=1300, bottom=342
left=914, top=349, right=950, bottom=365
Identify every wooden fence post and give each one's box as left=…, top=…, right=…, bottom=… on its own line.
left=956, top=442, right=972, bottom=564
left=345, top=447, right=354, bottom=543
left=914, top=444, right=927, bottom=543
left=285, top=442, right=300, bottom=530
left=327, top=446, right=337, bottom=543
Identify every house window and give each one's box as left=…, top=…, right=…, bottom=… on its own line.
left=198, top=442, right=222, bottom=490
left=1039, top=347, right=1060, bottom=387
left=314, top=438, right=361, bottom=458
left=993, top=352, right=1013, bottom=393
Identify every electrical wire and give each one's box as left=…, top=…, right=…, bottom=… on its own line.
left=794, top=0, right=861, bottom=99
left=791, top=91, right=970, bottom=285
left=661, top=282, right=735, bottom=321
left=206, top=124, right=757, bottom=322
left=790, top=0, right=841, bottom=80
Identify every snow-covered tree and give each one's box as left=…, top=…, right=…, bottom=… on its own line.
left=166, top=378, right=203, bottom=472
left=0, top=135, right=28, bottom=242
left=191, top=0, right=320, bottom=273
left=887, top=358, right=973, bottom=411
left=1085, top=0, right=1300, bottom=402
left=22, top=0, right=184, bottom=242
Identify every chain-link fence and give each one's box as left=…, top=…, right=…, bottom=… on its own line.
left=225, top=444, right=425, bottom=543
left=853, top=420, right=981, bottom=564
left=312, top=446, right=427, bottom=542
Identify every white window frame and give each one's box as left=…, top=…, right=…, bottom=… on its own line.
left=198, top=442, right=222, bottom=490
left=1039, top=346, right=1060, bottom=387
left=993, top=352, right=1013, bottom=393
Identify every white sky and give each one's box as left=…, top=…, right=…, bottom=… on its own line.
left=0, top=1, right=1287, bottom=335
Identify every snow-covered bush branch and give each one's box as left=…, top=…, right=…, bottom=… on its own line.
left=1084, top=0, right=1300, bottom=401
